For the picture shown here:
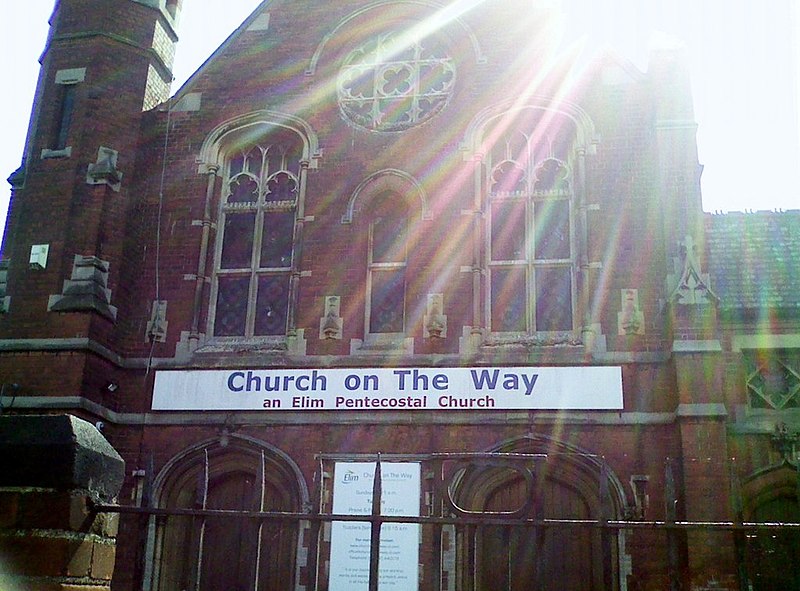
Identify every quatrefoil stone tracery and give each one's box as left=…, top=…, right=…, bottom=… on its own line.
left=337, top=34, right=456, bottom=132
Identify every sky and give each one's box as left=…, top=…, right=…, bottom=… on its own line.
left=1, top=0, right=798, bottom=248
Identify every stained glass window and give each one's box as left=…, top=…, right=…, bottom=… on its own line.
left=212, top=129, right=302, bottom=338
left=367, top=201, right=409, bottom=334
left=485, top=118, right=576, bottom=334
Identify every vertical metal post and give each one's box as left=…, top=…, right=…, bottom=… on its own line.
left=193, top=449, right=210, bottom=591
left=306, top=458, right=323, bottom=591
left=147, top=515, right=166, bottom=591
left=429, top=463, right=442, bottom=591
left=369, top=455, right=383, bottom=591
left=730, top=461, right=749, bottom=591
left=466, top=524, right=476, bottom=591
left=665, top=459, right=682, bottom=591
left=532, top=463, right=545, bottom=591
left=139, top=452, right=155, bottom=591
left=600, top=462, right=614, bottom=590
left=253, top=450, right=266, bottom=591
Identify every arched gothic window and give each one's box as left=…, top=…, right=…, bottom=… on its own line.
left=485, top=111, right=577, bottom=334
left=345, top=170, right=427, bottom=346
left=211, top=127, right=303, bottom=338
left=366, top=192, right=410, bottom=336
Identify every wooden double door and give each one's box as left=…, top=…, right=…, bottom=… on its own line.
left=474, top=474, right=607, bottom=591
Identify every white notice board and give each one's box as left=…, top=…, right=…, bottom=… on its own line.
left=329, top=462, right=420, bottom=591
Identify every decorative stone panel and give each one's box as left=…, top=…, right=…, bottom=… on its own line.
left=667, top=235, right=718, bottom=306
left=319, top=296, right=343, bottom=340
left=424, top=293, right=447, bottom=339
left=617, top=289, right=645, bottom=335
left=146, top=300, right=168, bottom=342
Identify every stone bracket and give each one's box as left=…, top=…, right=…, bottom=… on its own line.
left=48, top=255, right=117, bottom=321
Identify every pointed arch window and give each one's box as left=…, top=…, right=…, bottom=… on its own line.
left=211, top=128, right=302, bottom=338
left=486, top=114, right=577, bottom=335
left=366, top=193, right=410, bottom=335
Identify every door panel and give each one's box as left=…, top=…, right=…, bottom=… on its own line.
left=748, top=496, right=800, bottom=591
left=479, top=476, right=597, bottom=591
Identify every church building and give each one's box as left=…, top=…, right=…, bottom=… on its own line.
left=1, top=0, right=799, bottom=590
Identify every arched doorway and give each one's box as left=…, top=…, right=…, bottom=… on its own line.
left=450, top=436, right=623, bottom=591
left=148, top=435, right=309, bottom=591
left=743, top=464, right=800, bottom=590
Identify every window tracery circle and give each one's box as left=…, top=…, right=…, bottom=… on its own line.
left=337, top=33, right=456, bottom=132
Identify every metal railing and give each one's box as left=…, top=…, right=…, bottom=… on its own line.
left=91, top=452, right=800, bottom=591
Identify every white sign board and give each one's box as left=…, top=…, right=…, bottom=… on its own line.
left=152, top=366, right=623, bottom=411
left=329, top=462, right=420, bottom=591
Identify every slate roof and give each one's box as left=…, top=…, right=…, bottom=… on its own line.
left=705, top=210, right=800, bottom=312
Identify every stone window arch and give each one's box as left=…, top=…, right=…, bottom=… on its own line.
left=208, top=122, right=309, bottom=341
left=483, top=107, right=580, bottom=336
left=344, top=170, right=429, bottom=349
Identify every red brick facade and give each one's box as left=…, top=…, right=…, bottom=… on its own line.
left=2, top=1, right=800, bottom=590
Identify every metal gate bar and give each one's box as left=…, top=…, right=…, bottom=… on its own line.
left=91, top=503, right=800, bottom=531
left=95, top=451, right=800, bottom=591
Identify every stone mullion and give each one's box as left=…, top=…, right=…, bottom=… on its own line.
left=286, top=159, right=310, bottom=336
left=190, top=165, right=219, bottom=346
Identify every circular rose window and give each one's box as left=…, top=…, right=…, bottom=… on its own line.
left=337, top=33, right=456, bottom=132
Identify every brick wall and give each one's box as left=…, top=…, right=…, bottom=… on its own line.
left=0, top=415, right=124, bottom=591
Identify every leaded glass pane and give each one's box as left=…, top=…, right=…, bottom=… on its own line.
left=245, top=146, right=263, bottom=177
left=491, top=267, right=527, bottom=332
left=419, top=62, right=455, bottom=94
left=535, top=267, right=573, bottom=331
left=228, top=175, right=258, bottom=204
left=220, top=213, right=256, bottom=269
left=491, top=201, right=526, bottom=261
left=264, top=172, right=298, bottom=203
left=339, top=66, right=374, bottom=101
left=214, top=129, right=303, bottom=340
left=55, top=85, right=76, bottom=150
left=370, top=269, right=405, bottom=333
left=372, top=216, right=408, bottom=264
left=379, top=64, right=414, bottom=96
left=229, top=154, right=245, bottom=177
left=491, top=160, right=527, bottom=195
left=254, top=275, right=290, bottom=336
left=533, top=159, right=570, bottom=193
left=214, top=277, right=250, bottom=336
left=261, top=211, right=294, bottom=268
left=534, top=199, right=570, bottom=260
left=283, top=144, right=303, bottom=177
